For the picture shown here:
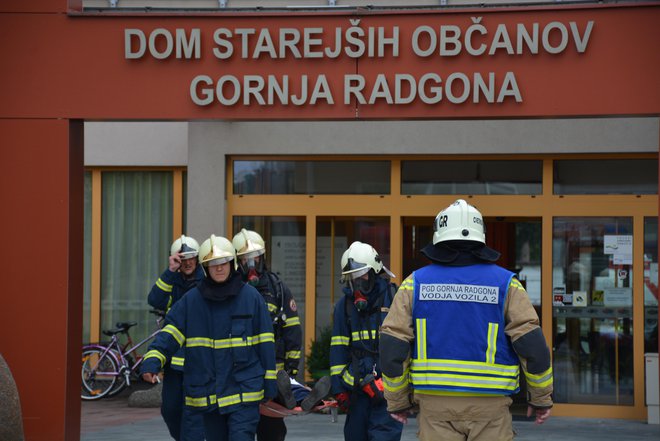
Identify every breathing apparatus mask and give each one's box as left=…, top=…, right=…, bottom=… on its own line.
left=239, top=250, right=265, bottom=286
left=344, top=260, right=376, bottom=312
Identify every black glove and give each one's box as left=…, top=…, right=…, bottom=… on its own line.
left=285, top=361, right=299, bottom=377
left=284, top=360, right=299, bottom=378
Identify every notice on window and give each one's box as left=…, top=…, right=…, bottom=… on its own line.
left=603, top=287, right=632, bottom=306
left=271, top=235, right=306, bottom=299
left=553, top=285, right=566, bottom=306
left=573, top=291, right=588, bottom=307
left=604, top=235, right=633, bottom=265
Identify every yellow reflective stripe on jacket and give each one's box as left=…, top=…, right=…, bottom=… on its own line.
left=415, top=389, right=497, bottom=397
left=331, top=335, right=350, bottom=346
left=285, top=350, right=301, bottom=360
left=143, top=349, right=166, bottom=366
left=383, top=371, right=409, bottom=393
left=525, top=366, right=553, bottom=388
left=251, top=332, right=275, bottom=345
left=276, top=362, right=285, bottom=371
left=330, top=364, right=347, bottom=376
left=265, top=370, right=277, bottom=380
left=411, top=359, right=519, bottom=391
left=510, top=278, right=525, bottom=290
left=341, top=369, right=355, bottom=386
left=214, top=337, right=246, bottom=349
left=400, top=277, right=414, bottom=290
left=187, top=333, right=274, bottom=349
left=187, top=337, right=214, bottom=348
left=186, top=394, right=217, bottom=407
left=242, top=390, right=265, bottom=403
left=351, top=330, right=377, bottom=341
left=156, top=278, right=173, bottom=292
left=411, top=372, right=519, bottom=391
left=162, top=325, right=185, bottom=346
left=415, top=318, right=427, bottom=360
left=171, top=356, right=184, bottom=367
left=267, top=303, right=278, bottom=314
left=486, top=323, right=498, bottom=364
left=412, top=359, right=519, bottom=376
left=283, top=316, right=300, bottom=328
left=185, top=390, right=265, bottom=408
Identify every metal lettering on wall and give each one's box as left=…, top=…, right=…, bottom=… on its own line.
left=123, top=19, right=594, bottom=108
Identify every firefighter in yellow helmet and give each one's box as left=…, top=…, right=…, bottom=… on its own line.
left=380, top=200, right=553, bottom=441
left=232, top=229, right=326, bottom=441
left=142, top=234, right=276, bottom=441
left=147, top=235, right=204, bottom=441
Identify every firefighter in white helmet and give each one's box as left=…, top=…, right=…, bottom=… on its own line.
left=330, top=241, right=403, bottom=441
left=379, top=199, right=553, bottom=441
left=142, top=234, right=276, bottom=441
left=147, top=235, right=204, bottom=441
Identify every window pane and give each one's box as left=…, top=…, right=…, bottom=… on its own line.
left=552, top=217, right=634, bottom=405
left=233, top=160, right=390, bottom=194
left=515, top=221, right=542, bottom=308
left=644, top=217, right=658, bottom=353
left=554, top=159, right=658, bottom=195
left=316, top=217, right=391, bottom=343
left=83, top=171, right=92, bottom=344
left=101, top=171, right=173, bottom=344
left=401, top=160, right=542, bottom=195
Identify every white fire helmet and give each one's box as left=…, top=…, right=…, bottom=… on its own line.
left=198, top=235, right=236, bottom=267
left=232, top=229, right=266, bottom=260
left=170, top=235, right=200, bottom=260
left=432, top=199, right=485, bottom=245
left=340, top=241, right=395, bottom=282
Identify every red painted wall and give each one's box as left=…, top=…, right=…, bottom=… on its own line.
left=0, top=119, right=83, bottom=441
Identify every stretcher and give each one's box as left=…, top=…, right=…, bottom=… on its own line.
left=259, top=399, right=338, bottom=419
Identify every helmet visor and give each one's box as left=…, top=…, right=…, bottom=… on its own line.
left=206, top=255, right=234, bottom=267
left=342, top=258, right=371, bottom=280
left=176, top=243, right=199, bottom=260
left=238, top=249, right=264, bottom=260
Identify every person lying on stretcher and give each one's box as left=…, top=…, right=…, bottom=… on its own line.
left=261, top=370, right=332, bottom=417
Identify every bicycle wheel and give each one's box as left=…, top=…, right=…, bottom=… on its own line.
left=81, top=348, right=118, bottom=400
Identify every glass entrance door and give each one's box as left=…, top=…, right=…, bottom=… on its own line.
left=552, top=217, right=634, bottom=406
left=315, top=217, right=391, bottom=339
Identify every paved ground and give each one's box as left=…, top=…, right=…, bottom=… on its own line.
left=81, top=386, right=660, bottom=441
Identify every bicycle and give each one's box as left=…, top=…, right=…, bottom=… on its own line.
left=81, top=309, right=165, bottom=400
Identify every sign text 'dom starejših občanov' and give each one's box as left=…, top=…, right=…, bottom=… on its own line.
left=124, top=18, right=594, bottom=107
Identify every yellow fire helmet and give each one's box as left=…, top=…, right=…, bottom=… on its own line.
left=198, top=235, right=236, bottom=267
left=231, top=229, right=266, bottom=260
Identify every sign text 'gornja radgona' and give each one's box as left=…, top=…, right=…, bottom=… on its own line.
left=124, top=17, right=594, bottom=108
